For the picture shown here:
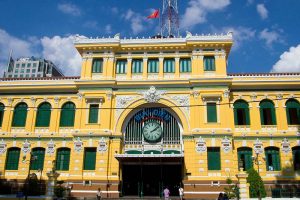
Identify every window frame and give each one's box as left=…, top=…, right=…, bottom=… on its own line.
left=83, top=147, right=97, bottom=170
left=92, top=58, right=103, bottom=73
left=56, top=148, right=71, bottom=171
left=204, top=56, right=216, bottom=71
left=147, top=59, right=159, bottom=73
left=5, top=147, right=21, bottom=170
left=163, top=58, right=175, bottom=73
left=35, top=102, right=52, bottom=127
left=12, top=103, right=28, bottom=127
left=59, top=102, right=76, bottom=127
left=207, top=147, right=221, bottom=170
left=179, top=58, right=192, bottom=73
left=116, top=60, right=127, bottom=74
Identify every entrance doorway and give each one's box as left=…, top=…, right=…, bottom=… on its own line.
left=122, top=163, right=183, bottom=197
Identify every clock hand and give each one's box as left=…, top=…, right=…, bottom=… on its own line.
left=151, top=126, right=160, bottom=133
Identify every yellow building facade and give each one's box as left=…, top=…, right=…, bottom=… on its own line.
left=0, top=32, right=300, bottom=199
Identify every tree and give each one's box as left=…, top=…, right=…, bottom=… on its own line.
left=246, top=168, right=266, bottom=198
left=224, top=178, right=239, bottom=199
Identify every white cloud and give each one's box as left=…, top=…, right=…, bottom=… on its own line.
left=105, top=24, right=112, bottom=34
left=272, top=44, right=300, bottom=72
left=41, top=35, right=82, bottom=76
left=212, top=26, right=255, bottom=50
left=257, top=4, right=268, bottom=20
left=0, top=28, right=37, bottom=77
left=123, top=9, right=145, bottom=35
left=259, top=28, right=282, bottom=47
left=247, top=0, right=254, bottom=5
left=58, top=3, right=81, bottom=16
left=181, top=0, right=231, bottom=29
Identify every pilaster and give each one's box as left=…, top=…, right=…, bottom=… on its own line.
left=175, top=57, right=180, bottom=78
left=142, top=57, right=148, bottom=79
left=126, top=58, right=132, bottom=79
left=158, top=57, right=164, bottom=79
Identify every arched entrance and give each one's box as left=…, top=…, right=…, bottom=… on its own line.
left=116, top=106, right=184, bottom=197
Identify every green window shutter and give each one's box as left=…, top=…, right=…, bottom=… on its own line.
left=88, top=104, right=99, bottom=124
left=36, top=103, right=51, bottom=127
left=286, top=99, right=300, bottom=125
left=234, top=100, right=250, bottom=125
left=132, top=59, right=143, bottom=74
left=12, top=103, right=28, bottom=127
left=60, top=102, right=75, bottom=127
left=30, top=148, right=45, bottom=170
left=207, top=147, right=221, bottom=170
left=260, top=100, right=276, bottom=125
left=180, top=58, right=191, bottom=72
left=265, top=148, right=280, bottom=171
left=237, top=148, right=253, bottom=171
left=116, top=60, right=127, bottom=74
left=148, top=59, right=159, bottom=73
left=204, top=56, right=215, bottom=71
left=164, top=59, right=175, bottom=73
left=207, top=103, right=217, bottom=123
left=83, top=148, right=97, bottom=170
left=56, top=148, right=70, bottom=171
left=0, top=103, right=4, bottom=127
left=5, top=148, right=20, bottom=170
left=92, top=59, right=103, bottom=73
left=271, top=107, right=277, bottom=125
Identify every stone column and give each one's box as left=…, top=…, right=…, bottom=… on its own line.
left=46, top=171, right=60, bottom=200
left=236, top=169, right=250, bottom=200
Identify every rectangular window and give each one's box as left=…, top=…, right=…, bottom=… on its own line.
left=207, top=147, right=221, bottom=170
left=56, top=149, right=70, bottom=171
left=148, top=59, right=159, bottom=73
left=5, top=148, right=20, bottom=170
left=163, top=58, right=175, bottom=73
left=33, top=63, right=37, bottom=68
left=32, top=69, right=36, bottom=73
left=25, top=74, right=29, bottom=78
left=27, top=63, right=31, bottom=67
left=288, top=108, right=300, bottom=125
left=26, top=69, right=30, bottom=73
left=20, top=75, right=24, bottom=78
left=207, top=103, right=217, bottom=123
left=21, top=63, right=25, bottom=68
left=92, top=59, right=103, bottom=73
left=204, top=56, right=215, bottom=71
left=132, top=59, right=143, bottom=73
left=14, top=75, right=18, bottom=78
left=38, top=63, right=43, bottom=72
left=83, top=148, right=97, bottom=170
left=88, top=104, right=99, bottom=124
left=180, top=58, right=191, bottom=73
left=116, top=60, right=127, bottom=74
left=16, top=64, right=20, bottom=68
left=15, top=69, right=19, bottom=73
left=20, top=69, right=24, bottom=73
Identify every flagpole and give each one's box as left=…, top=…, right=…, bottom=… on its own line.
left=5, top=50, right=13, bottom=76
left=159, top=9, right=162, bottom=36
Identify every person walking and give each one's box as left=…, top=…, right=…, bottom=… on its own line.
left=163, top=187, right=170, bottom=200
left=96, top=188, right=102, bottom=200
left=179, top=186, right=184, bottom=200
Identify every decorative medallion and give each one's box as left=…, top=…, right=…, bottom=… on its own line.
left=98, top=137, right=108, bottom=153
left=0, top=139, right=7, bottom=155
left=47, top=139, right=56, bottom=155
left=115, top=95, right=139, bottom=120
left=281, top=138, right=291, bottom=154
left=22, top=139, right=31, bottom=154
left=223, top=90, right=230, bottom=99
left=196, top=137, right=206, bottom=153
left=221, top=136, right=232, bottom=153
left=169, top=95, right=190, bottom=116
left=139, top=86, right=166, bottom=103
left=253, top=138, right=263, bottom=154
left=74, top=137, right=83, bottom=152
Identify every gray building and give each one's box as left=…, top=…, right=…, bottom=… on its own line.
left=3, top=57, right=64, bottom=78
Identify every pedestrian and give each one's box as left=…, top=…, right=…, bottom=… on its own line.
left=163, top=187, right=170, bottom=200
left=96, top=188, right=102, bottom=200
left=223, top=193, right=229, bottom=200
left=179, top=186, right=184, bottom=200
left=217, top=192, right=223, bottom=200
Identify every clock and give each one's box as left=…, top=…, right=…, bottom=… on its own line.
left=143, top=121, right=162, bottom=142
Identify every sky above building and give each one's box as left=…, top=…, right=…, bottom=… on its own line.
left=0, top=0, right=300, bottom=76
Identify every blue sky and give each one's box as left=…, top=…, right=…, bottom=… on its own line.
left=0, top=0, right=300, bottom=76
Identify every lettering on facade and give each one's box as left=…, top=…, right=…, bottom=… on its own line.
left=134, top=108, right=171, bottom=122
left=47, top=139, right=56, bottom=155
left=196, top=137, right=206, bottom=153
left=221, top=136, right=232, bottom=153
left=74, top=137, right=83, bottom=152
left=98, top=137, right=108, bottom=152
left=281, top=138, right=291, bottom=154
left=22, top=139, right=31, bottom=154
left=0, top=139, right=7, bottom=155
left=253, top=138, right=263, bottom=154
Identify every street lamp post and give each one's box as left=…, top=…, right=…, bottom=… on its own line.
left=23, top=153, right=37, bottom=200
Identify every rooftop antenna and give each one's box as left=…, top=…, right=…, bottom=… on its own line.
left=161, top=0, right=179, bottom=37
left=5, top=50, right=13, bottom=77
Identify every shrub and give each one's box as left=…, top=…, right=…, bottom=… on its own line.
left=246, top=168, right=266, bottom=198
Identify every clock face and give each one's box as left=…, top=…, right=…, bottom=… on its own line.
left=143, top=121, right=162, bottom=142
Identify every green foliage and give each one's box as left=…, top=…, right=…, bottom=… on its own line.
left=224, top=178, right=239, bottom=199
left=246, top=168, right=266, bottom=198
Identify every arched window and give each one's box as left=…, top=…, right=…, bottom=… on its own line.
left=59, top=102, right=75, bottom=127
left=12, top=103, right=28, bottom=127
left=286, top=99, right=300, bottom=125
left=292, top=146, right=300, bottom=171
left=0, top=103, right=4, bottom=127
left=30, top=148, right=45, bottom=170
left=260, top=100, right=276, bottom=125
left=265, top=147, right=281, bottom=171
left=237, top=147, right=253, bottom=171
left=5, top=147, right=21, bottom=170
left=35, top=102, right=52, bottom=127
left=56, top=148, right=71, bottom=171
left=234, top=100, right=250, bottom=125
